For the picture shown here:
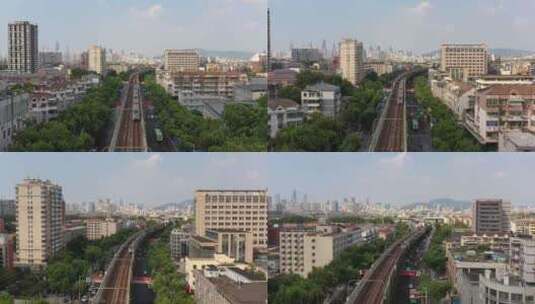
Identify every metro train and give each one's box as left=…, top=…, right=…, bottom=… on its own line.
left=132, top=84, right=141, bottom=121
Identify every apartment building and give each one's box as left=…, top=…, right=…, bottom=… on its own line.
left=301, top=82, right=342, bottom=118
left=472, top=199, right=511, bottom=236
left=88, top=45, right=106, bottom=75
left=468, top=84, right=535, bottom=145
left=205, top=229, right=254, bottom=263
left=279, top=225, right=376, bottom=277
left=513, top=219, right=535, bottom=236
left=440, top=44, right=489, bottom=80
left=156, top=70, right=247, bottom=99
left=8, top=21, right=39, bottom=74
left=15, top=179, right=65, bottom=267
left=429, top=77, right=475, bottom=120
left=339, top=39, right=365, bottom=86
left=163, top=49, right=200, bottom=72
left=86, top=218, right=119, bottom=240
left=194, top=190, right=268, bottom=249
left=268, top=98, right=304, bottom=138
left=0, top=200, right=16, bottom=217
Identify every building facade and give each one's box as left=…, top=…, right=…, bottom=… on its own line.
left=164, top=49, right=200, bottom=72
left=15, top=179, right=65, bottom=267
left=440, top=44, right=489, bottom=80
left=86, top=218, right=118, bottom=240
left=472, top=199, right=511, bottom=236
left=8, top=21, right=38, bottom=73
left=301, top=82, right=342, bottom=118
left=339, top=39, right=365, bottom=86
left=268, top=98, right=304, bottom=138
left=88, top=45, right=106, bottom=75
left=194, top=190, right=268, bottom=249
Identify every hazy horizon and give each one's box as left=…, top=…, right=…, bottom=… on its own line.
left=0, top=0, right=267, bottom=57
left=269, top=0, right=535, bottom=55
left=1, top=153, right=535, bottom=207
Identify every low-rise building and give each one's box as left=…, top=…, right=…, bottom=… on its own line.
left=86, top=218, right=119, bottom=240
left=0, top=200, right=16, bottom=217
left=193, top=266, right=267, bottom=304
left=268, top=98, right=304, bottom=138
left=279, top=225, right=376, bottom=277
left=301, top=82, right=342, bottom=118
left=233, top=80, right=267, bottom=102
left=63, top=226, right=86, bottom=244
left=0, top=93, right=29, bottom=151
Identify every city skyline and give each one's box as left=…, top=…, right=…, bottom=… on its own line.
left=0, top=0, right=266, bottom=57
left=1, top=153, right=535, bottom=206
left=269, top=0, right=535, bottom=54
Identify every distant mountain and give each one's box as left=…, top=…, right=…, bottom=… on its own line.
left=402, top=198, right=471, bottom=211
left=153, top=199, right=193, bottom=210
left=198, top=49, right=256, bottom=60
left=422, top=48, right=535, bottom=58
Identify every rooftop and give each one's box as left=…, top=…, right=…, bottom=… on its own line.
left=209, top=276, right=267, bottom=304
left=480, top=84, right=535, bottom=96
left=304, top=81, right=340, bottom=92
left=268, top=98, right=299, bottom=110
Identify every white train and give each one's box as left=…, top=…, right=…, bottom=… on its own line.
left=131, top=83, right=141, bottom=121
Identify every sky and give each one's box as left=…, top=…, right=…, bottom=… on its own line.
left=0, top=153, right=534, bottom=207
left=269, top=0, right=535, bottom=54
left=0, top=0, right=267, bottom=57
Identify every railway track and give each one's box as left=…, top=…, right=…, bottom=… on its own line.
left=101, top=244, right=133, bottom=304
left=375, top=77, right=407, bottom=152
left=351, top=240, right=404, bottom=304
left=112, top=73, right=147, bottom=152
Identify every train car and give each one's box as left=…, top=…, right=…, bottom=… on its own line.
left=155, top=128, right=163, bottom=143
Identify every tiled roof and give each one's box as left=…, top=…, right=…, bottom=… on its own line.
left=268, top=98, right=299, bottom=110
left=480, top=84, right=535, bottom=96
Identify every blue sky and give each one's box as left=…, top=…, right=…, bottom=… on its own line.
left=0, top=153, right=534, bottom=207
left=0, top=0, right=266, bottom=56
left=269, top=0, right=535, bottom=54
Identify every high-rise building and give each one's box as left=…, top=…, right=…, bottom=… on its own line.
left=440, top=43, right=489, bottom=80
left=194, top=190, right=268, bottom=249
left=8, top=21, right=38, bottom=73
left=15, top=179, right=65, bottom=267
left=88, top=45, right=106, bottom=75
left=472, top=199, right=511, bottom=236
left=339, top=39, right=365, bottom=85
left=163, top=49, right=200, bottom=72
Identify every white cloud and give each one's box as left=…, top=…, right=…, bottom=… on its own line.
left=408, top=1, right=432, bottom=16
left=378, top=153, right=409, bottom=169
left=130, top=4, right=164, bottom=19
left=132, top=154, right=163, bottom=169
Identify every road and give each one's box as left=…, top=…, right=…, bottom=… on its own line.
left=110, top=73, right=148, bottom=152
left=132, top=238, right=156, bottom=304
left=375, top=76, right=407, bottom=152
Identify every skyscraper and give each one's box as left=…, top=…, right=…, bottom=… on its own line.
left=8, top=21, right=38, bottom=73
left=15, top=179, right=65, bottom=267
left=88, top=45, right=106, bottom=75
left=339, top=39, right=365, bottom=86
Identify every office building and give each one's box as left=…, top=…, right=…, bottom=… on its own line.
left=163, top=49, right=200, bottom=72
left=440, top=44, right=489, bottom=80
left=86, top=218, right=119, bottom=240
left=339, top=39, right=365, bottom=86
left=8, top=21, right=38, bottom=73
left=15, top=179, right=65, bottom=267
left=291, top=48, right=322, bottom=64
left=472, top=199, right=511, bottom=236
left=194, top=190, right=268, bottom=249
left=88, top=45, right=106, bottom=75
